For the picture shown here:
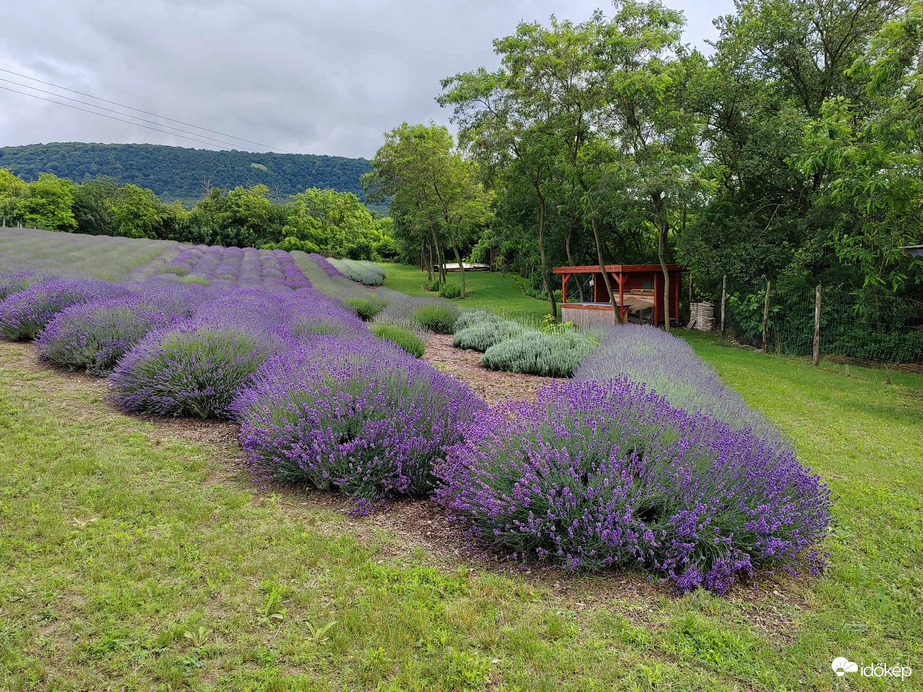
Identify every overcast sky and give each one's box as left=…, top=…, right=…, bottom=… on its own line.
left=0, top=0, right=735, bottom=160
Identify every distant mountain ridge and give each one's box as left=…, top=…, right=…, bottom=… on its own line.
left=0, top=142, right=372, bottom=203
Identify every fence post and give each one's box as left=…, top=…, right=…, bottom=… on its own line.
left=812, top=284, right=822, bottom=367
left=762, top=279, right=771, bottom=352
left=720, top=274, right=727, bottom=335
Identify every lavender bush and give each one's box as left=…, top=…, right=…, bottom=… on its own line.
left=454, top=309, right=502, bottom=332
left=574, top=325, right=781, bottom=441
left=232, top=336, right=485, bottom=501
left=436, top=379, right=831, bottom=594
left=453, top=319, right=529, bottom=352
left=36, top=295, right=177, bottom=376
left=0, top=269, right=44, bottom=301
left=110, top=320, right=286, bottom=419
left=481, top=331, right=596, bottom=377
left=0, top=279, right=128, bottom=341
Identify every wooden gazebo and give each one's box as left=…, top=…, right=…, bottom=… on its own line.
left=552, top=264, right=684, bottom=327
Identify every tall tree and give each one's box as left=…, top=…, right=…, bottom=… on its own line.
left=364, top=123, right=492, bottom=297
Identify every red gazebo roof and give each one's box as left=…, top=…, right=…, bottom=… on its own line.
left=552, top=264, right=685, bottom=274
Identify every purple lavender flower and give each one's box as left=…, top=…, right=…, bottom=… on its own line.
left=0, top=278, right=128, bottom=341
left=310, top=253, right=345, bottom=278
left=37, top=294, right=177, bottom=376
left=231, top=335, right=486, bottom=501
left=110, top=319, right=287, bottom=419
left=435, top=378, right=831, bottom=594
left=575, top=325, right=781, bottom=442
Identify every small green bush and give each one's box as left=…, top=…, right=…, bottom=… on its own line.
left=412, top=304, right=459, bottom=334
left=439, top=282, right=462, bottom=299
left=453, top=319, right=528, bottom=352
left=481, top=331, right=596, bottom=377
left=424, top=278, right=441, bottom=292
left=455, top=309, right=501, bottom=332
left=370, top=322, right=426, bottom=358
left=181, top=274, right=211, bottom=286
left=346, top=295, right=388, bottom=321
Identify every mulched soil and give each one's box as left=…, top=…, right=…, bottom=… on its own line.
left=0, top=340, right=816, bottom=636
left=422, top=333, right=563, bottom=404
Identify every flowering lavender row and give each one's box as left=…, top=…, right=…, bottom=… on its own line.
left=127, top=245, right=313, bottom=292
left=436, top=379, right=831, bottom=594
left=574, top=325, right=782, bottom=442
left=232, top=335, right=485, bottom=503
left=0, top=278, right=130, bottom=341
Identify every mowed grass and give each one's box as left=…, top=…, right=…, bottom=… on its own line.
left=0, top=334, right=920, bottom=690
left=380, top=263, right=552, bottom=323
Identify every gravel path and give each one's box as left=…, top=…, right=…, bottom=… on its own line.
left=422, top=333, right=563, bottom=405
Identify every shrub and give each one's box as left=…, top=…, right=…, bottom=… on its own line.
left=0, top=279, right=128, bottom=342
left=454, top=309, right=501, bottom=332
left=328, top=258, right=386, bottom=286
left=0, top=270, right=43, bottom=301
left=439, top=282, right=462, bottom=299
left=574, top=325, right=782, bottom=440
left=36, top=295, right=175, bottom=376
left=481, top=331, right=595, bottom=377
left=232, top=336, right=485, bottom=501
left=435, top=379, right=832, bottom=594
left=346, top=295, right=388, bottom=321
left=412, top=304, right=459, bottom=334
left=370, top=321, right=426, bottom=358
left=453, top=319, right=527, bottom=352
left=424, top=278, right=441, bottom=292
left=110, top=321, right=284, bottom=419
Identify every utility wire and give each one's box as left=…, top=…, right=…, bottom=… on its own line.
left=0, top=76, right=247, bottom=150
left=0, top=84, right=236, bottom=149
left=0, top=66, right=290, bottom=153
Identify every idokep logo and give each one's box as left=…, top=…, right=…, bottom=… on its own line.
left=832, top=657, right=912, bottom=681
left=832, top=657, right=858, bottom=676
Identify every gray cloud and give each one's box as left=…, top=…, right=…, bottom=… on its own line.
left=0, top=0, right=733, bottom=159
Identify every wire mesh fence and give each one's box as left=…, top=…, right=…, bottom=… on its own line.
left=696, top=278, right=923, bottom=366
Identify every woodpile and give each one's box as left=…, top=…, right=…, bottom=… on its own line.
left=687, top=302, right=715, bottom=331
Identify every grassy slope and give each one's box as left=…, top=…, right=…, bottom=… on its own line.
left=380, top=263, right=552, bottom=324
left=0, top=337, right=920, bottom=690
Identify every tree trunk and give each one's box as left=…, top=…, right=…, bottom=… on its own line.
left=565, top=224, right=585, bottom=302
left=653, top=194, right=671, bottom=333
left=533, top=182, right=557, bottom=324
left=581, top=182, right=622, bottom=325
left=449, top=232, right=466, bottom=298
left=762, top=279, right=771, bottom=352
left=430, top=227, right=446, bottom=284
left=426, top=243, right=434, bottom=283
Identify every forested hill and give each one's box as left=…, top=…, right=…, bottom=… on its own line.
left=0, top=142, right=371, bottom=203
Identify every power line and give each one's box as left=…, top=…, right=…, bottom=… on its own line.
left=0, top=84, right=235, bottom=149
left=0, top=66, right=290, bottom=153
left=0, top=76, right=247, bottom=150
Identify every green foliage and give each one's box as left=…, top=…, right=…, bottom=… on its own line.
left=438, top=282, right=462, bottom=299
left=345, top=295, right=388, bottom=321
left=412, top=304, right=459, bottom=334
left=0, top=142, right=371, bottom=202
left=370, top=321, right=426, bottom=358
left=481, top=331, right=596, bottom=377
left=19, top=173, right=77, bottom=232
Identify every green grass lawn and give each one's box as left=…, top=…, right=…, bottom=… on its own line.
left=380, top=263, right=552, bottom=324
left=0, top=337, right=920, bottom=690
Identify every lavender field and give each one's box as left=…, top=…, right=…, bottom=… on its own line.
left=0, top=229, right=917, bottom=690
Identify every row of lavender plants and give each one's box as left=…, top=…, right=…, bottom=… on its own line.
left=437, top=323, right=831, bottom=593
left=0, top=243, right=831, bottom=594
left=0, top=256, right=485, bottom=516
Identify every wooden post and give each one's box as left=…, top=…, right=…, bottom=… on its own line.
left=720, top=274, right=727, bottom=334
left=762, top=279, right=771, bottom=352
left=561, top=275, right=567, bottom=305
left=812, top=284, right=822, bottom=367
